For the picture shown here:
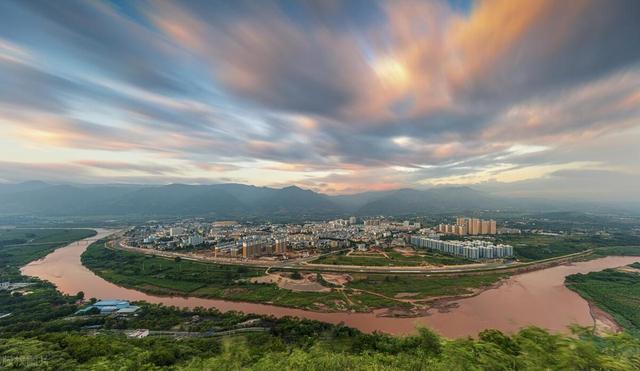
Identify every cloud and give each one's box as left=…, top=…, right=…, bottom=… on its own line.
left=147, top=1, right=374, bottom=118
left=0, top=161, right=90, bottom=184
left=449, top=0, right=640, bottom=103
left=73, top=160, right=181, bottom=176
left=11, top=0, right=197, bottom=94
left=0, top=0, right=638, bottom=199
left=475, top=168, right=640, bottom=203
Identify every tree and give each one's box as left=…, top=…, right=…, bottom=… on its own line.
left=174, top=256, right=182, bottom=272
left=479, top=329, right=520, bottom=356
left=76, top=291, right=85, bottom=300
left=416, top=327, right=442, bottom=355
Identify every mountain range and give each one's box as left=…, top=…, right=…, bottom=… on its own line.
left=0, top=181, right=622, bottom=219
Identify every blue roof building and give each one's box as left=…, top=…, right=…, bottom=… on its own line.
left=94, top=300, right=130, bottom=308
left=74, top=300, right=140, bottom=316
left=116, top=306, right=141, bottom=314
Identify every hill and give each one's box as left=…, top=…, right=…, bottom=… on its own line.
left=0, top=181, right=606, bottom=218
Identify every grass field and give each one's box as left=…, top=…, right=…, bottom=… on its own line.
left=82, top=242, right=357, bottom=311
left=82, top=242, right=506, bottom=312
left=346, top=272, right=506, bottom=300
left=0, top=228, right=96, bottom=279
left=312, top=249, right=471, bottom=266
left=593, top=245, right=640, bottom=256
left=566, top=266, right=640, bottom=335
left=499, top=233, right=640, bottom=261
left=497, top=234, right=592, bottom=261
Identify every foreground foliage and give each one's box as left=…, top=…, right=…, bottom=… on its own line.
left=3, top=294, right=640, bottom=371
left=2, top=270, right=640, bottom=370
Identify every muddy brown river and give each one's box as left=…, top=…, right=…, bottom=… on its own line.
left=21, top=229, right=640, bottom=337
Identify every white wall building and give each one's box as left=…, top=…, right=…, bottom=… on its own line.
left=410, top=236, right=513, bottom=260
left=170, top=227, right=185, bottom=236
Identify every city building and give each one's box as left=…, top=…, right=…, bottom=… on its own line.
left=132, top=217, right=505, bottom=263
left=186, top=234, right=204, bottom=246
left=410, top=235, right=513, bottom=260
left=439, top=217, right=497, bottom=236
left=169, top=227, right=185, bottom=236
left=242, top=237, right=273, bottom=258
left=143, top=235, right=156, bottom=244
left=274, top=239, right=288, bottom=254
left=75, top=300, right=141, bottom=315
left=216, top=241, right=242, bottom=256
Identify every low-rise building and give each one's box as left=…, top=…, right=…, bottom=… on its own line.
left=75, top=300, right=141, bottom=316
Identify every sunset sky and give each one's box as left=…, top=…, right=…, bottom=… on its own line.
left=0, top=0, right=639, bottom=199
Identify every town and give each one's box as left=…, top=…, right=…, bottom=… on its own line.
left=123, top=216, right=515, bottom=264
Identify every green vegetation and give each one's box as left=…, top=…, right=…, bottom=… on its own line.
left=347, top=272, right=505, bottom=300
left=499, top=234, right=591, bottom=261
left=315, top=233, right=640, bottom=268
left=83, top=241, right=264, bottom=291
left=313, top=248, right=471, bottom=266
left=0, top=228, right=96, bottom=280
left=3, top=226, right=640, bottom=369
left=2, top=285, right=640, bottom=370
left=593, top=245, right=640, bottom=256
left=83, top=242, right=504, bottom=312
left=566, top=266, right=640, bottom=335
left=82, top=242, right=355, bottom=311
left=0, top=228, right=97, bottom=335
left=498, top=233, right=640, bottom=261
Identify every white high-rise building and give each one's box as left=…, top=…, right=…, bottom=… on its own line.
left=170, top=227, right=185, bottom=236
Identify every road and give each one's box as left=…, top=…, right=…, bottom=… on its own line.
left=110, top=239, right=594, bottom=275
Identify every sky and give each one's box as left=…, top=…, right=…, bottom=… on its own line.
left=0, top=0, right=639, bottom=200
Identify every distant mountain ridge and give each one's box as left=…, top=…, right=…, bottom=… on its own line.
left=0, top=181, right=613, bottom=218
left=0, top=182, right=345, bottom=217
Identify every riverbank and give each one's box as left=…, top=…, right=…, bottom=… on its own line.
left=10, top=234, right=640, bottom=369
left=82, top=240, right=503, bottom=314
left=565, top=266, right=640, bottom=335
left=20, top=230, right=640, bottom=337
left=92, top=237, right=608, bottom=316
left=0, top=228, right=97, bottom=280
left=588, top=302, right=623, bottom=335
left=5, top=289, right=640, bottom=370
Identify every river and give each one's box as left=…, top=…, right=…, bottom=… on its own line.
left=21, top=229, right=640, bottom=337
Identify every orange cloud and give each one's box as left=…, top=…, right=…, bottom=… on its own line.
left=449, top=0, right=549, bottom=82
